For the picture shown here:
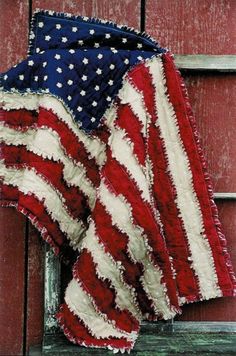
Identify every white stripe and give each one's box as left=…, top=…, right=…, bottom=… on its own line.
left=65, top=279, right=131, bottom=339
left=0, top=163, right=86, bottom=246
left=0, top=91, right=106, bottom=166
left=98, top=179, right=175, bottom=319
left=104, top=107, right=151, bottom=203
left=118, top=79, right=148, bottom=136
left=0, top=124, right=96, bottom=208
left=81, top=220, right=141, bottom=319
left=148, top=56, right=220, bottom=299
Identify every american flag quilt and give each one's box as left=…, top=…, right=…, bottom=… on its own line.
left=0, top=9, right=235, bottom=353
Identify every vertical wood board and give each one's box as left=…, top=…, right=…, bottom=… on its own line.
left=146, top=0, right=236, bottom=55
left=183, top=73, right=236, bottom=192
left=0, top=209, right=26, bottom=355
left=32, top=0, right=141, bottom=29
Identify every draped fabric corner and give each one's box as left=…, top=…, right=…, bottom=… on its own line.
left=1, top=9, right=235, bottom=353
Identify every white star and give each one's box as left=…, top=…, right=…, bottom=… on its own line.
left=77, top=106, right=82, bottom=112
left=83, top=16, right=89, bottom=21
left=96, top=68, right=102, bottom=75
left=48, top=10, right=54, bottom=15
left=137, top=56, right=143, bottom=61
left=69, top=49, right=75, bottom=54
left=124, top=58, right=129, bottom=64
left=34, top=76, right=38, bottom=82
left=45, top=35, right=51, bottom=41
left=111, top=47, right=118, bottom=53
left=36, top=48, right=40, bottom=53
left=29, top=33, right=35, bottom=39
left=105, top=33, right=111, bottom=39
left=122, top=38, right=127, bottom=43
left=56, top=24, right=61, bottom=30
left=44, top=75, right=48, bottom=81
left=61, top=37, right=68, bottom=43
left=38, top=22, right=44, bottom=28
left=94, top=43, right=100, bottom=48
left=108, top=80, right=113, bottom=86
left=80, top=90, right=86, bottom=96
left=94, top=85, right=100, bottom=91
left=97, top=53, right=103, bottom=59
left=78, top=40, right=84, bottom=45
left=43, top=61, right=47, bottom=67
left=67, top=79, right=73, bottom=85
left=92, top=101, right=97, bottom=107
left=68, top=64, right=74, bottom=70
left=67, top=95, right=72, bottom=101
left=82, top=58, right=88, bottom=64
left=28, top=60, right=34, bottom=66
left=19, top=74, right=24, bottom=80
left=56, top=82, right=62, bottom=88
left=82, top=75, right=87, bottom=81
left=109, top=64, right=115, bottom=70
left=106, top=96, right=111, bottom=102
left=45, top=88, right=50, bottom=93
left=55, top=54, right=61, bottom=60
left=91, top=117, right=96, bottom=122
left=89, top=29, right=95, bottom=34
left=72, top=27, right=78, bottom=32
left=3, top=75, right=8, bottom=80
left=137, top=43, right=143, bottom=48
left=56, top=67, right=62, bottom=73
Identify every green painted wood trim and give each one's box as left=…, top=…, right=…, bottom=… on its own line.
left=38, top=327, right=236, bottom=355
left=175, top=55, right=236, bottom=72
left=44, top=244, right=61, bottom=333
left=214, top=192, right=236, bottom=200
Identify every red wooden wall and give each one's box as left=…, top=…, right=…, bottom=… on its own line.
left=0, top=1, right=235, bottom=354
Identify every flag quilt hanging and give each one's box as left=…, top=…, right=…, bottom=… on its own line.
left=0, top=9, right=235, bottom=353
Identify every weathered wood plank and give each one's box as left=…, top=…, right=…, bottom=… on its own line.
left=146, top=0, right=236, bottom=55
left=184, top=73, right=236, bottom=193
left=44, top=245, right=61, bottom=334
left=0, top=1, right=29, bottom=355
left=0, top=0, right=29, bottom=72
left=26, top=224, right=45, bottom=353
left=214, top=193, right=236, bottom=200
left=0, top=208, right=26, bottom=355
left=38, top=329, right=236, bottom=355
left=32, top=0, right=141, bottom=29
left=175, top=55, right=236, bottom=72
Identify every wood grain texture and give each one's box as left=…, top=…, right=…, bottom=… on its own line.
left=0, top=0, right=29, bottom=72
left=176, top=201, right=236, bottom=321
left=0, top=208, right=26, bottom=355
left=146, top=0, right=236, bottom=54
left=26, top=225, right=44, bottom=353
left=183, top=73, right=236, bottom=192
left=32, top=0, right=141, bottom=29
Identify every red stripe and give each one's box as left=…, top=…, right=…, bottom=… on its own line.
left=162, top=53, right=234, bottom=292
left=128, top=64, right=200, bottom=301
left=92, top=200, right=156, bottom=317
left=0, top=109, right=38, bottom=128
left=37, top=108, right=100, bottom=186
left=102, top=147, right=180, bottom=311
left=56, top=303, right=134, bottom=350
left=1, top=183, right=66, bottom=249
left=116, top=102, right=146, bottom=167
left=73, top=250, right=139, bottom=333
left=1, top=107, right=100, bottom=186
left=1, top=144, right=90, bottom=223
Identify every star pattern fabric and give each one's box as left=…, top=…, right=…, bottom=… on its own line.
left=1, top=10, right=164, bottom=132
